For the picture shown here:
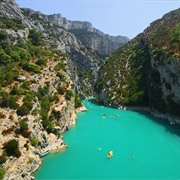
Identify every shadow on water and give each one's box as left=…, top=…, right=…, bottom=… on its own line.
left=135, top=111, right=180, bottom=137
left=87, top=98, right=180, bottom=137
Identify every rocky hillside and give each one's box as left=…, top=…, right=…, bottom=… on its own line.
left=11, top=6, right=128, bottom=97
left=95, top=8, right=180, bottom=122
left=0, top=0, right=85, bottom=179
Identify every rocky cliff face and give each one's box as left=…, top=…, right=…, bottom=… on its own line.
left=0, top=0, right=79, bottom=179
left=45, top=13, right=129, bottom=55
left=18, top=7, right=129, bottom=97
left=95, top=8, right=180, bottom=122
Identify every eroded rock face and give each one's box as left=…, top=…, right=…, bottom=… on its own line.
left=0, top=0, right=22, bottom=18
left=0, top=0, right=129, bottom=97
left=45, top=13, right=129, bottom=55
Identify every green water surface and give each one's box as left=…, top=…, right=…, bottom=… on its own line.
left=35, top=99, right=180, bottom=179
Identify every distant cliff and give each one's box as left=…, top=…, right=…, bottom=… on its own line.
left=46, top=13, right=129, bottom=55
left=95, top=8, right=180, bottom=122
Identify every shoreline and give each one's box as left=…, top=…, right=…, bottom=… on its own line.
left=95, top=99, right=180, bottom=125
left=124, top=106, right=180, bottom=124
left=32, top=104, right=87, bottom=178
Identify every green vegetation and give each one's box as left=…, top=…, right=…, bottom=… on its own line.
left=19, top=120, right=28, bottom=132
left=56, top=72, right=66, bottom=81
left=0, top=91, right=19, bottom=109
left=0, top=151, right=7, bottom=164
left=95, top=12, right=180, bottom=116
left=57, top=86, right=66, bottom=95
left=10, top=86, right=25, bottom=95
left=17, top=98, right=33, bottom=116
left=96, top=35, right=151, bottom=107
left=54, top=61, right=65, bottom=71
left=36, top=58, right=47, bottom=66
left=28, top=157, right=34, bottom=164
left=4, top=139, right=19, bottom=156
left=0, top=167, right=5, bottom=179
left=77, top=69, right=95, bottom=96
left=28, top=29, right=43, bottom=46
left=75, top=94, right=82, bottom=108
left=65, top=90, right=73, bottom=100
left=20, top=61, right=40, bottom=73
left=0, top=30, right=47, bottom=87
left=0, top=15, right=25, bottom=31
left=30, top=136, right=39, bottom=147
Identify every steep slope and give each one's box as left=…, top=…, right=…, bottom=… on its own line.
left=18, top=7, right=129, bottom=97
left=0, top=0, right=128, bottom=98
left=95, top=8, right=180, bottom=121
left=0, top=1, right=82, bottom=179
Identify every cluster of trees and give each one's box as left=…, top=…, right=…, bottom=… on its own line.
left=0, top=15, right=25, bottom=31
left=0, top=29, right=44, bottom=87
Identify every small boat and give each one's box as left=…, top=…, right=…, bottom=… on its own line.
left=107, top=151, right=113, bottom=158
left=170, top=121, right=175, bottom=125
left=41, top=148, right=51, bottom=157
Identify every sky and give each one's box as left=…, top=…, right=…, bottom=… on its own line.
left=16, top=0, right=180, bottom=39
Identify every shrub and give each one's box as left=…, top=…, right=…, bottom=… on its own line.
left=0, top=151, right=7, bottom=164
left=54, top=62, right=65, bottom=71
left=36, top=59, right=46, bottom=66
left=28, top=157, right=34, bottom=164
left=14, top=149, right=21, bottom=158
left=10, top=86, right=25, bottom=95
left=0, top=167, right=5, bottom=179
left=0, top=112, right=6, bottom=118
left=0, top=91, right=19, bottom=109
left=37, top=85, right=49, bottom=100
left=65, top=90, right=73, bottom=100
left=28, top=29, right=43, bottom=46
left=0, top=51, right=11, bottom=65
left=5, top=139, right=19, bottom=155
left=56, top=72, right=66, bottom=81
left=23, top=100, right=33, bottom=110
left=17, top=105, right=30, bottom=116
left=57, top=87, right=65, bottom=95
left=30, top=136, right=39, bottom=147
left=75, top=94, right=82, bottom=108
left=20, top=81, right=29, bottom=89
left=22, top=129, right=31, bottom=138
left=20, top=62, right=40, bottom=73
left=19, top=120, right=28, bottom=132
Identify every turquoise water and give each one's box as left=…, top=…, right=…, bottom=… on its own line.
left=35, top=99, right=180, bottom=179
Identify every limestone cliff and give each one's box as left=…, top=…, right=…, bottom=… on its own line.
left=16, top=7, right=129, bottom=97
left=0, top=1, right=78, bottom=179
left=45, top=13, right=129, bottom=55
left=95, top=8, right=180, bottom=122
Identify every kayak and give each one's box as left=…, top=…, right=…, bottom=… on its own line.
left=107, top=151, right=113, bottom=158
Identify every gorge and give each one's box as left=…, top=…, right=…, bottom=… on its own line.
left=0, top=0, right=179, bottom=179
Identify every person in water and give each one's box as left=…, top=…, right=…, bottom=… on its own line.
left=130, top=154, right=135, bottom=158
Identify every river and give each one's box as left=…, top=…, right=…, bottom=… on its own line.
left=35, top=98, right=180, bottom=179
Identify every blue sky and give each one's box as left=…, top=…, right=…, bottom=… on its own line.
left=16, top=0, right=180, bottom=39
